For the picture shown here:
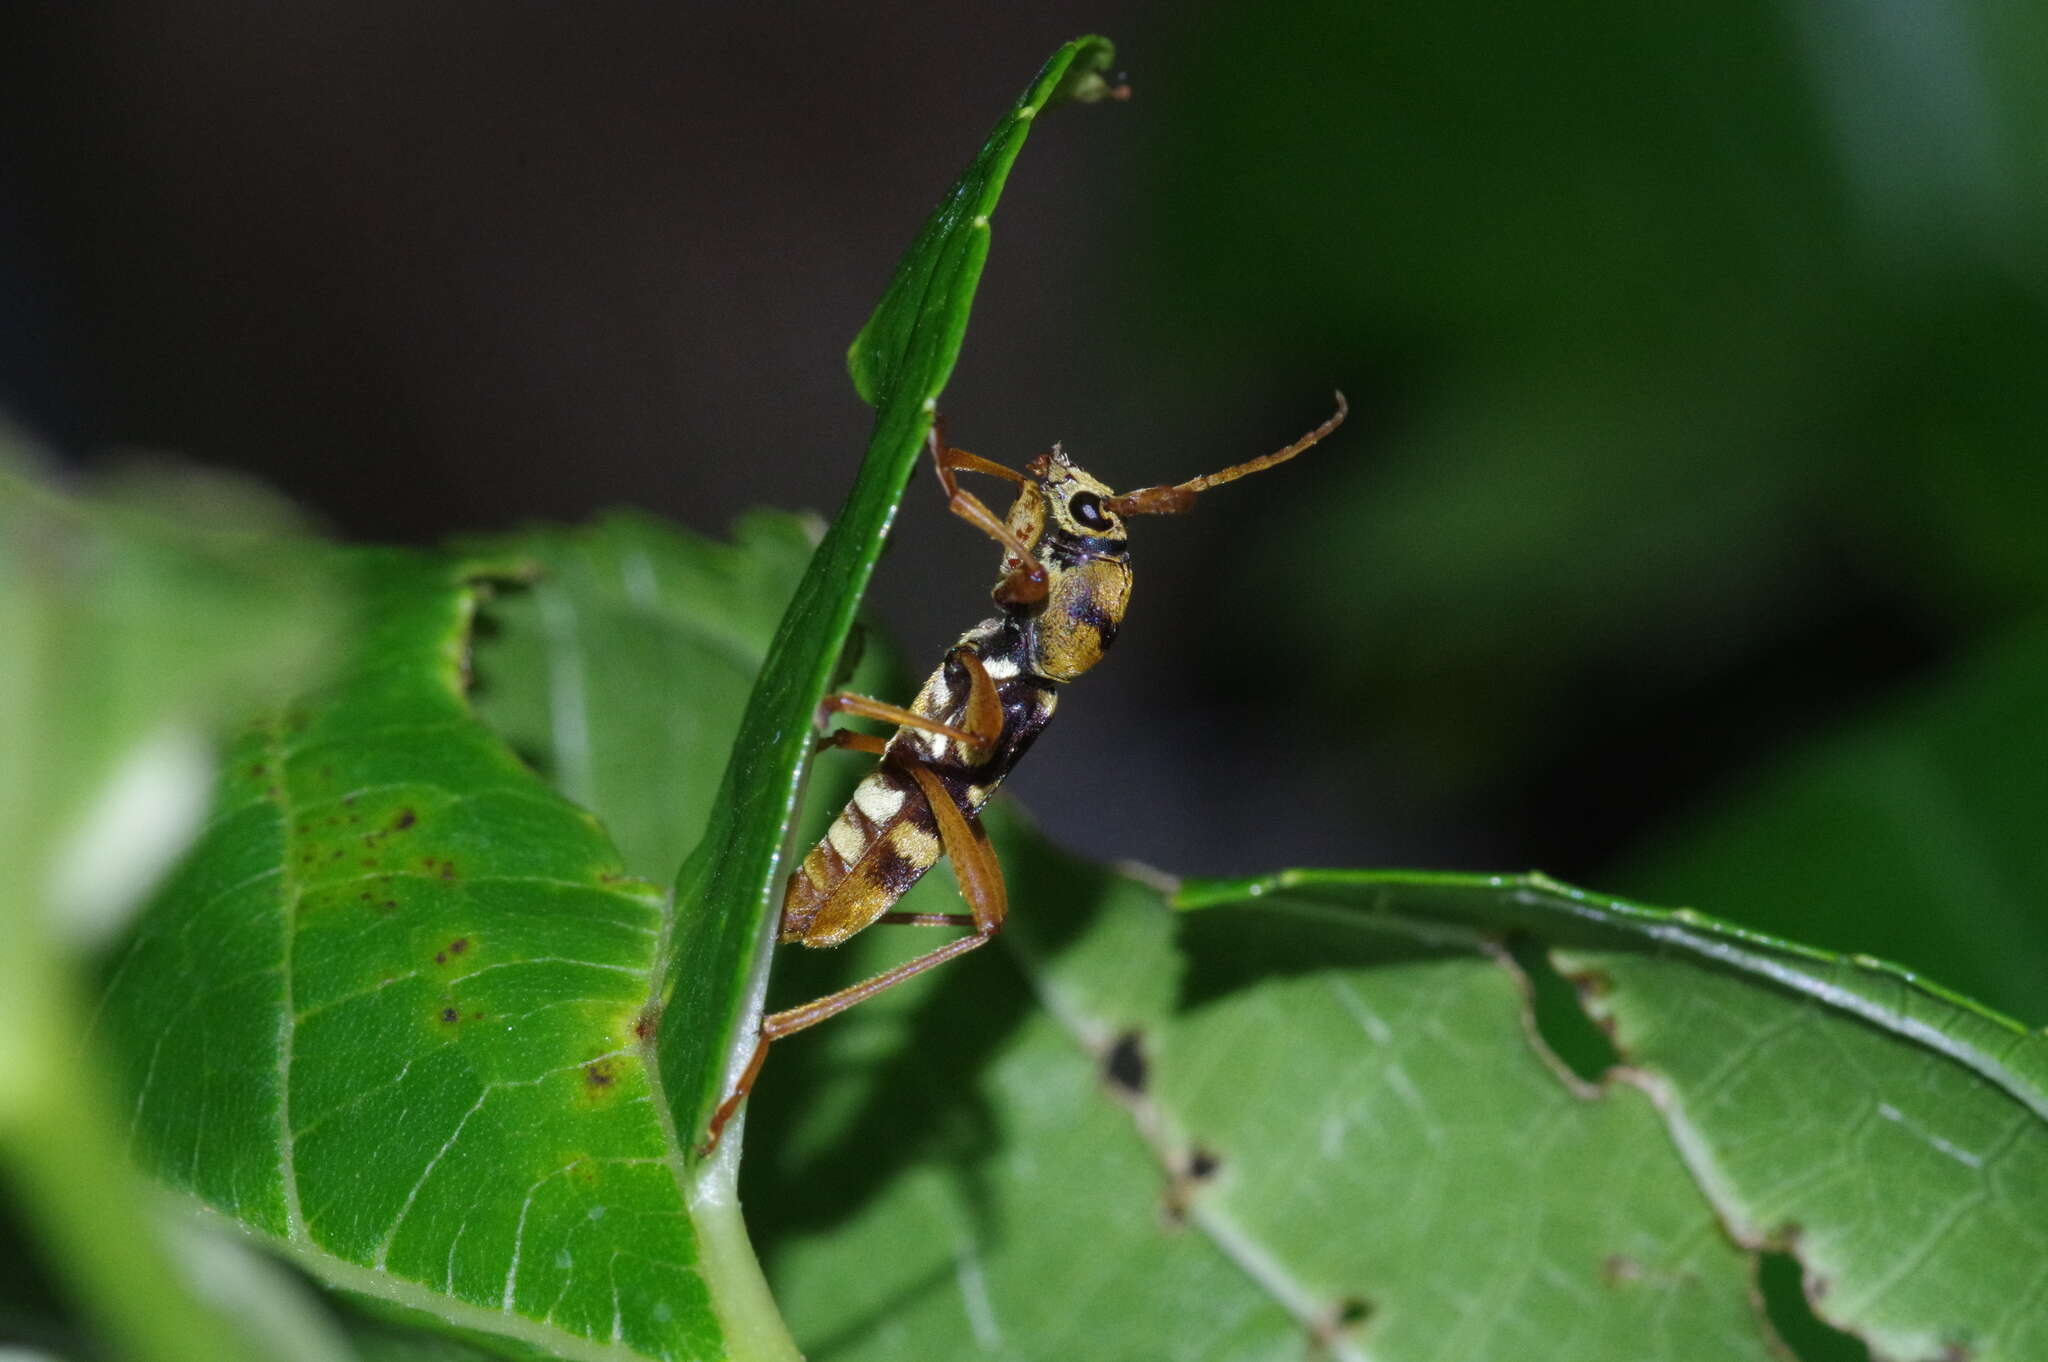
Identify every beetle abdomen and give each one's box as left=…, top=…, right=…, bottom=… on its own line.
left=781, top=763, right=944, bottom=946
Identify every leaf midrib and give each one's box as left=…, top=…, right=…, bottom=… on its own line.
left=998, top=891, right=1372, bottom=1362
left=268, top=714, right=309, bottom=1242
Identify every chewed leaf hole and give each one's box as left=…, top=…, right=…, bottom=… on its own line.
left=1311, top=1296, right=1374, bottom=1350
left=1103, top=1030, right=1147, bottom=1096
left=1504, top=932, right=1619, bottom=1085
left=1334, top=1296, right=1373, bottom=1329
left=1757, top=1248, right=1871, bottom=1362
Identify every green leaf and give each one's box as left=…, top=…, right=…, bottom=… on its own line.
left=748, top=846, right=2048, bottom=1361
left=1616, top=620, right=2048, bottom=1025
left=654, top=34, right=1121, bottom=1159
left=96, top=549, right=786, bottom=1362
left=467, top=510, right=820, bottom=887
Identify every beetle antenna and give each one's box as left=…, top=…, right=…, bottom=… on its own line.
left=1106, top=391, right=1348, bottom=516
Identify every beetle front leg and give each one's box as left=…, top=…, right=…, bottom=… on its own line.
left=929, top=416, right=1049, bottom=606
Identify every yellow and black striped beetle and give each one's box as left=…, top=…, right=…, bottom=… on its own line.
left=702, top=394, right=1348, bottom=1150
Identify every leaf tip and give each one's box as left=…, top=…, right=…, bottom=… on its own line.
left=1048, top=35, right=1128, bottom=106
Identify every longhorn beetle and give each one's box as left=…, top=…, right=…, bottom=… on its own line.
left=701, top=394, right=1349, bottom=1151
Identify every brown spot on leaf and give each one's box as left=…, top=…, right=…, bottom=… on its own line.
left=440, top=1007, right=459, bottom=1024
left=249, top=763, right=266, bottom=777
left=434, top=952, right=447, bottom=965
left=633, top=1005, right=662, bottom=1041
left=1603, top=1255, right=1643, bottom=1286
left=1185, top=1147, right=1221, bottom=1182
left=448, top=937, right=469, bottom=955
left=585, top=1061, right=617, bottom=1088
left=394, top=808, right=417, bottom=830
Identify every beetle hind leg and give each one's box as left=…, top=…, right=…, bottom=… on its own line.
left=698, top=764, right=1008, bottom=1156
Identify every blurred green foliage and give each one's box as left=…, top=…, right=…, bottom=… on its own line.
left=1623, top=621, right=2048, bottom=1020
left=1126, top=0, right=2048, bottom=1002
left=0, top=434, right=342, bottom=1362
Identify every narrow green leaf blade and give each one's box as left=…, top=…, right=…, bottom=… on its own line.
left=845, top=38, right=1123, bottom=407
left=655, top=36, right=1121, bottom=1158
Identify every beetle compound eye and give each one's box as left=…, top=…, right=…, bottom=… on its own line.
left=1068, top=490, right=1111, bottom=531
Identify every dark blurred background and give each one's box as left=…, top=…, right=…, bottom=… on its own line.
left=5, top=3, right=2045, bottom=1016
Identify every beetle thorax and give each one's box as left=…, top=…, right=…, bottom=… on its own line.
left=998, top=448, right=1134, bottom=684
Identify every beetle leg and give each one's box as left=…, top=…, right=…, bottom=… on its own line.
left=946, top=648, right=1005, bottom=757
left=875, top=912, right=975, bottom=927
left=815, top=647, right=1003, bottom=761
left=698, top=763, right=1008, bottom=1155
left=813, top=730, right=889, bottom=756
left=905, top=762, right=1006, bottom=933
left=929, top=417, right=1048, bottom=605
left=816, top=692, right=979, bottom=747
